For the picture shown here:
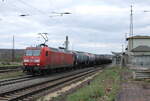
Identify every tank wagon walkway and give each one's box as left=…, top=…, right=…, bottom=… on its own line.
left=116, top=66, right=150, bottom=101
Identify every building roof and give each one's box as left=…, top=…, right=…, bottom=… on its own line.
left=111, top=52, right=122, bottom=55
left=126, top=35, right=150, bottom=40
left=131, top=45, right=150, bottom=52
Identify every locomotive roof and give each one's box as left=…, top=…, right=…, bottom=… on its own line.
left=26, top=47, right=41, bottom=49
left=49, top=47, right=72, bottom=53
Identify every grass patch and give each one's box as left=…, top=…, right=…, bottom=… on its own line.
left=0, top=64, right=22, bottom=67
left=0, top=71, right=25, bottom=79
left=66, top=66, right=122, bottom=101
left=0, top=62, right=22, bottom=67
left=144, top=79, right=150, bottom=83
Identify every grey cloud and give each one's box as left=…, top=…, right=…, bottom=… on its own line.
left=0, top=0, right=150, bottom=54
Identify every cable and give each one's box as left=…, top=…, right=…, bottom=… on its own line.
left=1, top=0, right=31, bottom=17
left=16, top=0, right=48, bottom=15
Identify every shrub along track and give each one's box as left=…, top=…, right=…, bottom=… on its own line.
left=0, top=66, right=103, bottom=101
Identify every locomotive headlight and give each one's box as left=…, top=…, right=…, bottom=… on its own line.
left=34, top=59, right=40, bottom=63
left=24, top=63, right=28, bottom=65
left=24, top=59, right=29, bottom=62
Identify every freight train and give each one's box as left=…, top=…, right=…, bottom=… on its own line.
left=23, top=44, right=112, bottom=74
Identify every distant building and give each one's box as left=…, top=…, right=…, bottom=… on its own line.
left=126, top=35, right=150, bottom=68
left=111, top=52, right=122, bottom=65
left=126, top=35, right=150, bottom=52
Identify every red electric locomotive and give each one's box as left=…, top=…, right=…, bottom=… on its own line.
left=23, top=34, right=112, bottom=74
left=23, top=44, right=74, bottom=74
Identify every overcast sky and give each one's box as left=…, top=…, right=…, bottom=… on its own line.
left=0, top=0, right=150, bottom=54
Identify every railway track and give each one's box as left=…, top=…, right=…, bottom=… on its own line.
left=0, top=66, right=22, bottom=73
left=0, top=75, right=34, bottom=86
left=0, top=66, right=22, bottom=70
left=0, top=68, right=21, bottom=73
left=0, top=67, right=102, bottom=101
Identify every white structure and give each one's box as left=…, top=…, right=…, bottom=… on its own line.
left=64, top=36, right=69, bottom=50
left=126, top=35, right=150, bottom=68
left=126, top=36, right=150, bottom=52
left=112, top=52, right=122, bottom=64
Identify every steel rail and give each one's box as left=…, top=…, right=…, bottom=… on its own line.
left=0, top=66, right=22, bottom=70
left=0, top=66, right=98, bottom=87
left=33, top=69, right=98, bottom=101
left=0, top=67, right=101, bottom=101
left=0, top=68, right=21, bottom=73
left=0, top=75, right=34, bottom=86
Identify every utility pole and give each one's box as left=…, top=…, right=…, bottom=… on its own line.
left=130, top=5, right=134, bottom=49
left=12, top=35, right=15, bottom=62
left=130, top=5, right=133, bottom=37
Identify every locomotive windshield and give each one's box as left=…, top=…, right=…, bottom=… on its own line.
left=26, top=50, right=41, bottom=56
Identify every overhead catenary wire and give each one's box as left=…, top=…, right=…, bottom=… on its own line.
left=0, top=0, right=32, bottom=17
left=1, top=0, right=55, bottom=17
left=1, top=0, right=71, bottom=19
left=16, top=0, right=70, bottom=17
left=16, top=0, right=48, bottom=15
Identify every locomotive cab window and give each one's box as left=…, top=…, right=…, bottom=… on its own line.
left=26, top=50, right=41, bottom=56
left=46, top=51, right=48, bottom=56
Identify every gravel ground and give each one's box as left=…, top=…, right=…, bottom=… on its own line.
left=116, top=66, right=150, bottom=101
left=0, top=76, right=53, bottom=94
left=37, top=71, right=99, bottom=101
left=0, top=68, right=94, bottom=95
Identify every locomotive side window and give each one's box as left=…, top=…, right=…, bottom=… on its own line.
left=46, top=51, right=48, bottom=56
left=26, top=50, right=41, bottom=56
